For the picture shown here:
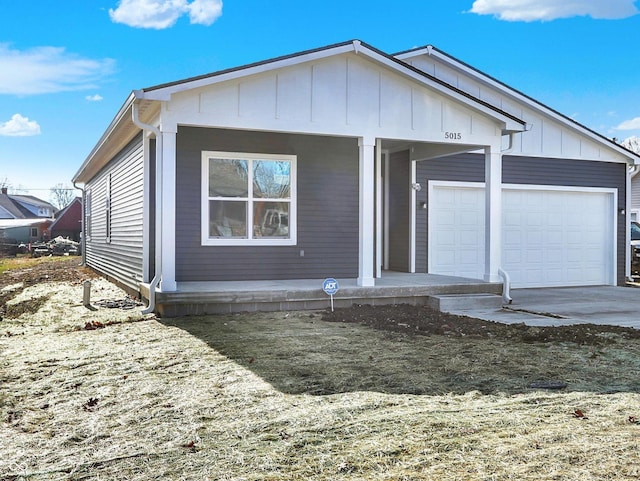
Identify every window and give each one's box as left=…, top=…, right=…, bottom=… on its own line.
left=30, top=227, right=38, bottom=238
left=201, top=151, right=296, bottom=246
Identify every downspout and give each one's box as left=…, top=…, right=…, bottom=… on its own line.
left=72, top=180, right=86, bottom=266
left=626, top=164, right=639, bottom=282
left=498, top=268, right=512, bottom=305
left=132, top=99, right=162, bottom=315
left=495, top=131, right=519, bottom=304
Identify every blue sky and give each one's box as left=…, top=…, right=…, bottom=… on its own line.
left=1, top=0, right=640, bottom=199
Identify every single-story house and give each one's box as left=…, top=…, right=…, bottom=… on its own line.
left=0, top=218, right=53, bottom=244
left=72, top=40, right=640, bottom=316
left=50, top=197, right=82, bottom=241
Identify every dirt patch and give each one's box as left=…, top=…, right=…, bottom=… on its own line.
left=0, top=256, right=97, bottom=289
left=322, top=303, right=640, bottom=346
left=3, top=295, right=51, bottom=318
left=1, top=257, right=98, bottom=321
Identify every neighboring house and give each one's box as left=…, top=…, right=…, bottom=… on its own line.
left=72, top=40, right=640, bottom=316
left=50, top=197, right=82, bottom=241
left=0, top=219, right=53, bottom=244
left=0, top=187, right=56, bottom=243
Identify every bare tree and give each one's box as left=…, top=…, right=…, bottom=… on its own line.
left=50, top=183, right=76, bottom=209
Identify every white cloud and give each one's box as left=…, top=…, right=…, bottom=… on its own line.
left=86, top=94, right=104, bottom=102
left=0, top=114, right=41, bottom=137
left=0, top=44, right=115, bottom=96
left=469, top=0, right=639, bottom=22
left=109, top=0, right=223, bottom=29
left=615, top=117, right=640, bottom=130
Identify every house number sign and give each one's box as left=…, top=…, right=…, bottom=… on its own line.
left=444, top=132, right=462, bottom=140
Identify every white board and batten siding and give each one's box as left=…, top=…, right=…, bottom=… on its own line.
left=429, top=182, right=617, bottom=288
left=164, top=53, right=503, bottom=145
left=85, top=135, right=145, bottom=290
left=402, top=54, right=626, bottom=163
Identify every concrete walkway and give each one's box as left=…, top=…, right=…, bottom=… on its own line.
left=447, top=285, right=640, bottom=329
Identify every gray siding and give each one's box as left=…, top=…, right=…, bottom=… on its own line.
left=85, top=133, right=145, bottom=289
left=416, top=153, right=627, bottom=286
left=175, top=127, right=359, bottom=281
left=387, top=150, right=410, bottom=272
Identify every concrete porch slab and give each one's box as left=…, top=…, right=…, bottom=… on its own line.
left=150, top=272, right=503, bottom=317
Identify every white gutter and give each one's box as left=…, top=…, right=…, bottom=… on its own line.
left=132, top=98, right=162, bottom=315
left=72, top=180, right=86, bottom=266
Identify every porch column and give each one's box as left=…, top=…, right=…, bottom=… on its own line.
left=160, top=126, right=177, bottom=292
left=358, top=136, right=376, bottom=287
left=484, top=144, right=502, bottom=282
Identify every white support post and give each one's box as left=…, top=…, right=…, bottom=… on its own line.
left=409, top=160, right=417, bottom=273
left=484, top=144, right=502, bottom=283
left=375, top=139, right=383, bottom=278
left=160, top=126, right=177, bottom=292
left=358, top=136, right=376, bottom=287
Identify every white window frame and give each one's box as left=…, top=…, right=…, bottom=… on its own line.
left=201, top=151, right=297, bottom=246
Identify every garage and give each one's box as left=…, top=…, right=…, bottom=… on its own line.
left=428, top=182, right=617, bottom=288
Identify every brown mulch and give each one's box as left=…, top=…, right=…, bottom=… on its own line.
left=322, top=303, right=640, bottom=346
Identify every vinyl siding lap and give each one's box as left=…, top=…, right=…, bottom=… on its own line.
left=175, top=127, right=359, bottom=282
left=85, top=133, right=145, bottom=290
left=416, top=153, right=627, bottom=286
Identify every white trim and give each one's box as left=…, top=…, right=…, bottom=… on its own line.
left=141, top=132, right=152, bottom=283
left=201, top=151, right=297, bottom=247
left=375, top=138, right=383, bottom=278
left=409, top=160, right=417, bottom=273
left=160, top=129, right=177, bottom=292
left=383, top=150, right=390, bottom=270
left=139, top=45, right=356, bottom=101
left=357, top=137, right=376, bottom=287
left=484, top=147, right=502, bottom=282
left=427, top=180, right=618, bottom=286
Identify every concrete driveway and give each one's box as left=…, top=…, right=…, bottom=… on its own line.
left=450, top=285, right=640, bottom=328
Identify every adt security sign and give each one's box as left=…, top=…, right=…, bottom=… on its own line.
left=322, top=278, right=339, bottom=296
left=322, top=278, right=339, bottom=311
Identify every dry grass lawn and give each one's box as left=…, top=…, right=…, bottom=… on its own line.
left=2, top=258, right=640, bottom=480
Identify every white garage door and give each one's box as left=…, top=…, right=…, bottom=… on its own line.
left=428, top=183, right=615, bottom=288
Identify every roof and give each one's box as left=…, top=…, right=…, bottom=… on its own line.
left=10, top=194, right=57, bottom=210
left=136, top=39, right=525, bottom=128
left=74, top=39, right=640, bottom=184
left=74, top=39, right=527, bottom=184
left=394, top=44, right=640, bottom=164
left=0, top=193, right=41, bottom=219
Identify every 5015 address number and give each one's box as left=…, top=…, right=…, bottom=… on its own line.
left=444, top=132, right=462, bottom=140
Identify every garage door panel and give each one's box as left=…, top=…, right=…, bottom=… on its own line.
left=429, top=184, right=614, bottom=288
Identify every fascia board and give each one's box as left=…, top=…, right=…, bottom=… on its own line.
left=73, top=92, right=137, bottom=183
left=137, top=43, right=356, bottom=101
left=398, top=46, right=640, bottom=163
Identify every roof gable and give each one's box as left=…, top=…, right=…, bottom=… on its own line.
left=396, top=45, right=640, bottom=164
